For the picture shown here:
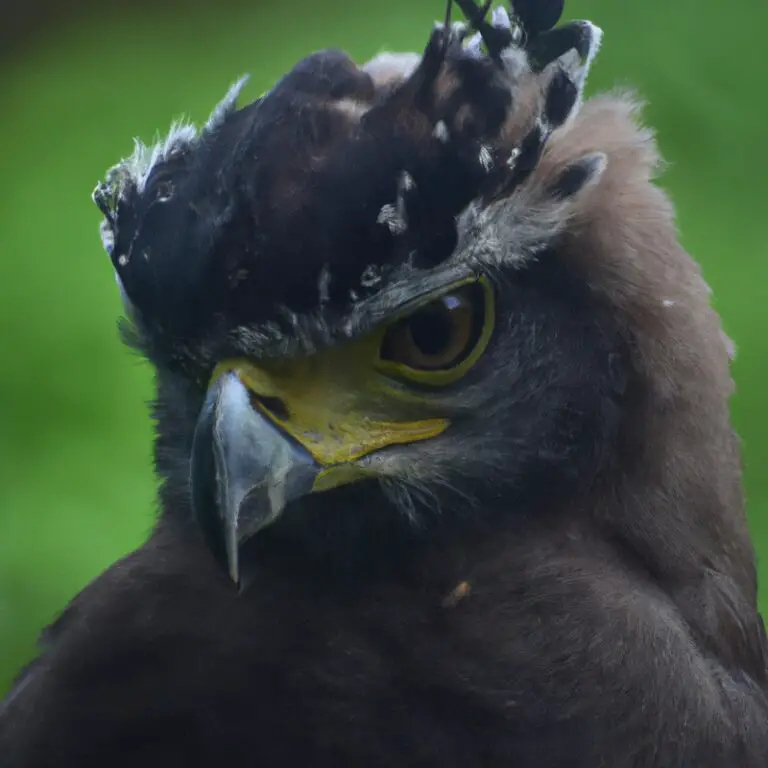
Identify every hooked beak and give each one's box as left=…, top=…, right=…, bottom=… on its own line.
left=190, top=372, right=320, bottom=587
left=189, top=350, right=449, bottom=588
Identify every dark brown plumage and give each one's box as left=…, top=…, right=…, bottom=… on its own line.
left=2, top=1, right=767, bottom=766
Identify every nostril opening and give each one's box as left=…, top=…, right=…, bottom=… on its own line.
left=249, top=392, right=290, bottom=421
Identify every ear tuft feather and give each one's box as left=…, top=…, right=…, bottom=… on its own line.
left=543, top=66, right=579, bottom=129
left=546, top=151, right=608, bottom=201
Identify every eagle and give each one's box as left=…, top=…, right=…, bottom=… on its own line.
left=2, top=0, right=767, bottom=765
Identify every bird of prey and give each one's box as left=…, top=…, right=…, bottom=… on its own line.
left=2, top=0, right=767, bottom=765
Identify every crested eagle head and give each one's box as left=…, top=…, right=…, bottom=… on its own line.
left=93, top=0, right=742, bottom=594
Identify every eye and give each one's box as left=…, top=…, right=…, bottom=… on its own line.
left=377, top=278, right=495, bottom=384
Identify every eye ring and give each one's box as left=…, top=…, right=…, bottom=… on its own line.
left=375, top=276, right=495, bottom=386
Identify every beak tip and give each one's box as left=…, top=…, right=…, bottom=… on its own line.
left=191, top=367, right=320, bottom=589
left=225, top=525, right=240, bottom=587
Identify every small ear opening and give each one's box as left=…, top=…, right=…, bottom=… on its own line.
left=546, top=151, right=607, bottom=201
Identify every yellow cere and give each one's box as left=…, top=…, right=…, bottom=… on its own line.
left=210, top=276, right=495, bottom=469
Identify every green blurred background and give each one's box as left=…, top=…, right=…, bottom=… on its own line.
left=1, top=0, right=766, bottom=694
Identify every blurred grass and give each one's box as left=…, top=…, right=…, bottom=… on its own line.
left=0, top=0, right=766, bottom=694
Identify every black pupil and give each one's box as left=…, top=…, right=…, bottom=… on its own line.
left=379, top=283, right=487, bottom=372
left=408, top=305, right=454, bottom=357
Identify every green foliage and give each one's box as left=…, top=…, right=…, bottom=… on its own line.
left=1, top=0, right=766, bottom=694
